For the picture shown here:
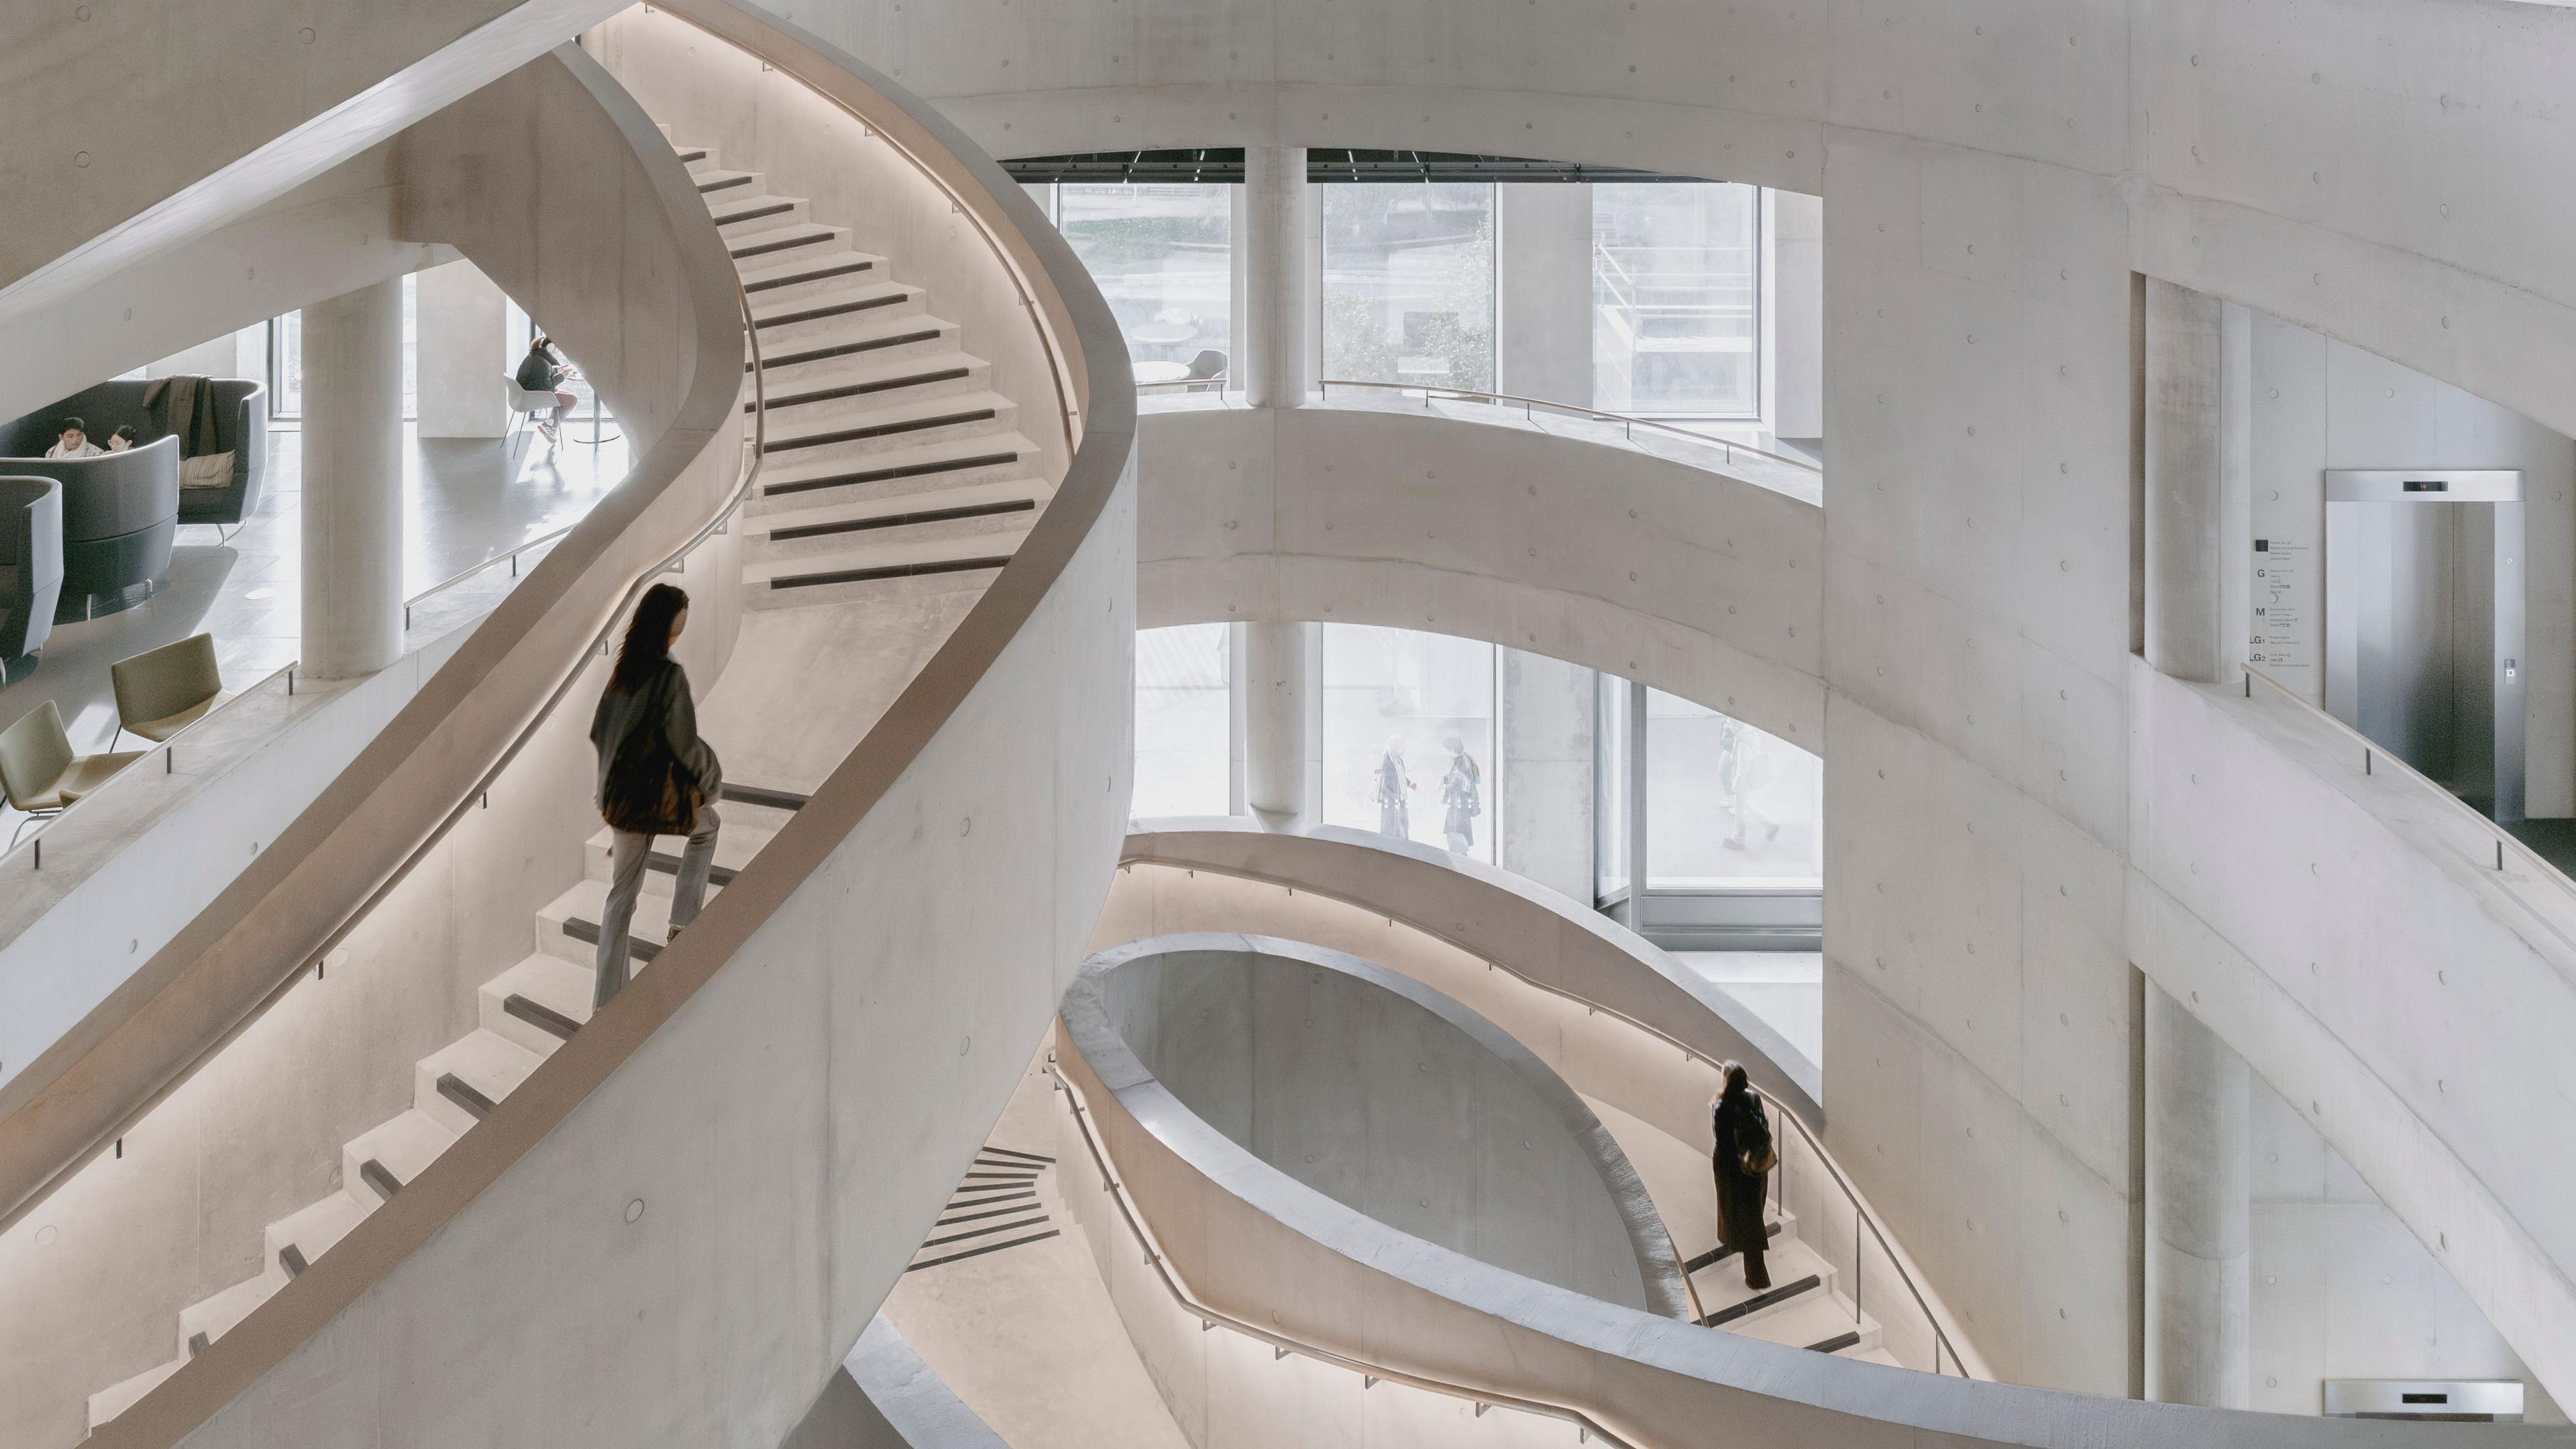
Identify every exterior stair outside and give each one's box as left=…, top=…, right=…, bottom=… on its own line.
left=87, top=121, right=1060, bottom=1434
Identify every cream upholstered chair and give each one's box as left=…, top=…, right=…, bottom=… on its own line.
left=0, top=700, right=144, bottom=840
left=111, top=632, right=233, bottom=746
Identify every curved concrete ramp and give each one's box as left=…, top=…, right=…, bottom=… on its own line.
left=784, top=1314, right=1012, bottom=1449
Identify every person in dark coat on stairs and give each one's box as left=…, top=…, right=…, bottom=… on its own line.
left=1711, top=1061, right=1778, bottom=1291
left=589, top=582, right=723, bottom=1010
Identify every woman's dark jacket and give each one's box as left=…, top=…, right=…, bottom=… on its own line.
left=1711, top=1089, right=1771, bottom=1252
left=590, top=657, right=720, bottom=824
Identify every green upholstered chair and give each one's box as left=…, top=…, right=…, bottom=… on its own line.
left=110, top=633, right=234, bottom=745
left=0, top=700, right=144, bottom=839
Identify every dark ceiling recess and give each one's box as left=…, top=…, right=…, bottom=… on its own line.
left=999, top=148, right=1715, bottom=184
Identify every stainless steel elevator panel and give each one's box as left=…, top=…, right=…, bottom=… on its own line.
left=2324, top=470, right=2525, bottom=822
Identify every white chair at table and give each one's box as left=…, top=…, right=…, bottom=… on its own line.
left=502, top=376, right=561, bottom=447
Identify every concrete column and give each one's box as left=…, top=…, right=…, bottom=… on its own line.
left=1244, top=621, right=1310, bottom=824
left=2144, top=278, right=2228, bottom=685
left=1496, top=184, right=1593, bottom=407
left=1771, top=189, right=1824, bottom=441
left=2145, top=982, right=2250, bottom=1407
left=416, top=259, right=510, bottom=438
left=1244, top=147, right=1311, bottom=409
left=301, top=278, right=406, bottom=679
left=1500, top=648, right=1594, bottom=900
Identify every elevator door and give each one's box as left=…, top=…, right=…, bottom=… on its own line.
left=2324, top=470, right=2524, bottom=822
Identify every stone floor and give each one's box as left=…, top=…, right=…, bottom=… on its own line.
left=1, top=421, right=627, bottom=756
left=1671, top=949, right=1823, bottom=1072
left=886, top=1053, right=1195, bottom=1449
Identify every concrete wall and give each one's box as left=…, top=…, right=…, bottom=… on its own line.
left=0, top=0, right=626, bottom=329
left=1091, top=935, right=1666, bottom=1314
left=416, top=258, right=512, bottom=439
left=1499, top=646, right=1593, bottom=904
left=2246, top=1078, right=2554, bottom=1419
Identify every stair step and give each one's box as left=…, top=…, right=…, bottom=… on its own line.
left=761, top=390, right=1015, bottom=458
left=714, top=195, right=809, bottom=233
left=1690, top=1229, right=1835, bottom=1322
left=747, top=478, right=1049, bottom=550
left=480, top=954, right=596, bottom=1054
left=694, top=167, right=761, bottom=196
left=1682, top=1221, right=1780, bottom=1274
left=752, top=282, right=929, bottom=343
left=745, top=525, right=1030, bottom=606
left=415, top=1029, right=545, bottom=1134
left=1806, top=1330, right=1864, bottom=1354
left=341, top=1110, right=458, bottom=1208
left=539, top=878, right=680, bottom=967
left=266, top=1191, right=371, bottom=1280
left=751, top=353, right=989, bottom=416
left=581, top=806, right=782, bottom=891
left=1700, top=1273, right=1820, bottom=1327
left=178, top=1273, right=277, bottom=1358
left=754, top=432, right=1037, bottom=511
left=753, top=315, right=961, bottom=376
left=1726, top=1291, right=1878, bottom=1354
left=729, top=223, right=845, bottom=264
left=723, top=782, right=810, bottom=812
left=89, top=1358, right=186, bottom=1430
left=739, top=248, right=885, bottom=299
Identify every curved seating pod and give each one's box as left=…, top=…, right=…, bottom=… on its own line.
left=0, top=379, right=268, bottom=528
left=0, top=475, right=60, bottom=680
left=8, top=7, right=1135, bottom=1446
left=0, top=435, right=180, bottom=621
left=1080, top=931, right=1693, bottom=1320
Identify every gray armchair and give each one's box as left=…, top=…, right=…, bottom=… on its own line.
left=0, top=378, right=268, bottom=529
left=0, top=437, right=178, bottom=622
left=0, top=476, right=61, bottom=683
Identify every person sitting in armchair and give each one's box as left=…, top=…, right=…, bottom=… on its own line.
left=44, top=417, right=101, bottom=459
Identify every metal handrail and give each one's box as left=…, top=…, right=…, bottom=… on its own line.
left=1137, top=375, right=1821, bottom=476
left=1049, top=1057, right=1646, bottom=1449
left=405, top=521, right=577, bottom=627
left=2240, top=663, right=2576, bottom=953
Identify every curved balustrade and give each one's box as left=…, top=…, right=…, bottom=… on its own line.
left=42, top=3, right=1136, bottom=1442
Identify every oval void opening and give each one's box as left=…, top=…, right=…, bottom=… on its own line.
left=1089, top=933, right=1680, bottom=1314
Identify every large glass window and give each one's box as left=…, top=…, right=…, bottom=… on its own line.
left=266, top=272, right=421, bottom=423
left=1320, top=625, right=1497, bottom=861
left=1133, top=623, right=1233, bottom=818
left=1034, top=182, right=1233, bottom=380
left=1591, top=182, right=1759, bottom=417
left=1642, top=690, right=1821, bottom=888
left=1322, top=183, right=1496, bottom=392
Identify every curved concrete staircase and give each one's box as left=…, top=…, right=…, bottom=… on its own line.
left=83, top=117, right=1061, bottom=1438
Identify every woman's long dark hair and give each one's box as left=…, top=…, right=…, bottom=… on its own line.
left=612, top=582, right=689, bottom=691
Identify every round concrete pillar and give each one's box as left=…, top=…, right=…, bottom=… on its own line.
left=1244, top=146, right=1310, bottom=409
left=300, top=277, right=407, bottom=679
left=1243, top=621, right=1309, bottom=824
left=2145, top=981, right=2250, bottom=1407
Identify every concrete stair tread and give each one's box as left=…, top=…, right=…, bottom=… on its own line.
left=755, top=350, right=988, bottom=407
left=178, top=1273, right=276, bottom=1350
left=481, top=953, right=597, bottom=1052
left=744, top=524, right=1032, bottom=586
left=751, top=278, right=920, bottom=324
left=267, top=1190, right=372, bottom=1268
left=745, top=478, right=1051, bottom=539
left=89, top=1358, right=185, bottom=1429
left=538, top=877, right=688, bottom=966
left=1849, top=1346, right=1904, bottom=1367
left=343, top=1108, right=458, bottom=1204
left=755, top=309, right=959, bottom=366
left=692, top=167, right=762, bottom=195
left=755, top=431, right=1036, bottom=498
left=582, top=810, right=780, bottom=886
left=760, top=389, right=1014, bottom=447
left=728, top=223, right=850, bottom=263
left=1727, top=1289, right=1874, bottom=1351
left=737, top=247, right=885, bottom=289
left=417, top=1028, right=545, bottom=1129
left=1690, top=1232, right=1834, bottom=1316
left=715, top=195, right=808, bottom=229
